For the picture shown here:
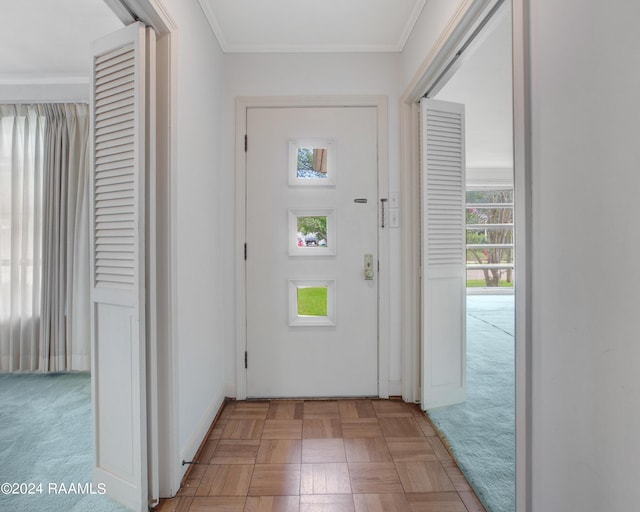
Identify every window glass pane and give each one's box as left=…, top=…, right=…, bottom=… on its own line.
left=296, top=216, right=328, bottom=248
left=466, top=189, right=513, bottom=203
left=297, top=287, right=328, bottom=317
left=289, top=279, right=335, bottom=326
left=297, top=147, right=329, bottom=179
left=466, top=188, right=514, bottom=288
left=289, top=139, right=335, bottom=186
left=466, top=269, right=514, bottom=288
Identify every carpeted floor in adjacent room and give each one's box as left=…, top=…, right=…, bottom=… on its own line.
left=0, top=372, right=131, bottom=512
left=427, top=294, right=515, bottom=512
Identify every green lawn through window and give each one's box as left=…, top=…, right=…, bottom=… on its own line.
left=297, top=287, right=328, bottom=316
left=466, top=279, right=513, bottom=288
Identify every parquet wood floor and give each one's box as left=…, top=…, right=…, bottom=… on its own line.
left=155, top=399, right=485, bottom=512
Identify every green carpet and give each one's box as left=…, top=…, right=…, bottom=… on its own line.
left=427, top=295, right=515, bottom=512
left=0, top=373, right=132, bottom=512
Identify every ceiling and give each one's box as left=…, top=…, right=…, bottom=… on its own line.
left=0, top=0, right=121, bottom=83
left=198, top=0, right=428, bottom=53
left=0, top=0, right=426, bottom=81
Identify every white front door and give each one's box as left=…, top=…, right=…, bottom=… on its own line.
left=245, top=106, right=379, bottom=397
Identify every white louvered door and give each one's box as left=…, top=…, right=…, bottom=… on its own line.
left=90, top=22, right=149, bottom=511
left=420, top=98, right=467, bottom=409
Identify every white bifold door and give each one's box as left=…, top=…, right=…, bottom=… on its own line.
left=420, top=98, right=467, bottom=410
left=90, top=22, right=156, bottom=511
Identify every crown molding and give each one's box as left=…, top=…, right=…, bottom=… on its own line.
left=198, top=0, right=426, bottom=54
left=198, top=0, right=229, bottom=51
left=221, top=43, right=404, bottom=54
left=398, top=0, right=428, bottom=50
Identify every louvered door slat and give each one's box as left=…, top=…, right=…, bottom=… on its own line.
left=96, top=218, right=135, bottom=228
left=96, top=97, right=135, bottom=117
left=96, top=173, right=135, bottom=186
left=96, top=182, right=135, bottom=195
left=95, top=152, right=135, bottom=167
left=96, top=75, right=135, bottom=95
left=95, top=160, right=134, bottom=175
left=95, top=53, right=135, bottom=78
left=96, top=190, right=134, bottom=201
left=96, top=141, right=135, bottom=158
left=97, top=129, right=135, bottom=146
left=96, top=113, right=135, bottom=132
left=96, top=199, right=134, bottom=210
left=96, top=209, right=135, bottom=220
left=96, top=81, right=136, bottom=102
left=96, top=89, right=135, bottom=107
left=96, top=104, right=137, bottom=123
left=96, top=251, right=134, bottom=260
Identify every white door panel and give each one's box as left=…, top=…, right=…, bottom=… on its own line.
left=246, top=107, right=378, bottom=397
left=90, top=22, right=149, bottom=511
left=421, top=98, right=467, bottom=409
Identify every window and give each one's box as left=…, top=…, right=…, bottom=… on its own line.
left=466, top=188, right=514, bottom=289
left=288, top=280, right=336, bottom=326
left=289, top=139, right=336, bottom=186
left=289, top=208, right=336, bottom=256
left=0, top=108, right=44, bottom=326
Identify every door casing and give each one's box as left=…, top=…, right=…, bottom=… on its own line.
left=235, top=96, right=390, bottom=401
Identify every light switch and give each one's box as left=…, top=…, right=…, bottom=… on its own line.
left=389, top=208, right=400, bottom=228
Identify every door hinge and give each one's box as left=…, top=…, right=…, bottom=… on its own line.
left=244, top=243, right=247, bottom=260
left=244, top=351, right=248, bottom=369
left=244, top=134, right=248, bottom=152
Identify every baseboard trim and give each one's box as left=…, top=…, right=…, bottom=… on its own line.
left=177, top=394, right=231, bottom=490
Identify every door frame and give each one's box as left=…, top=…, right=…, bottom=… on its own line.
left=235, top=96, right=390, bottom=400
left=399, top=0, right=531, bottom=510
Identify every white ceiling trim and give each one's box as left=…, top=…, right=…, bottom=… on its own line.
left=199, top=0, right=231, bottom=51
left=198, top=0, right=427, bottom=53
left=397, top=0, right=430, bottom=52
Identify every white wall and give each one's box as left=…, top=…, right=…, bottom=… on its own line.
left=222, top=52, right=405, bottom=395
left=162, top=0, right=228, bottom=487
left=529, top=0, right=640, bottom=509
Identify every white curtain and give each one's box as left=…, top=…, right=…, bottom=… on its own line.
left=0, top=104, right=90, bottom=372
left=0, top=105, right=44, bottom=371
left=39, top=104, right=90, bottom=371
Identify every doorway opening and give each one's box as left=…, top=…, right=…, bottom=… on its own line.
left=415, top=2, right=517, bottom=511
left=235, top=96, right=391, bottom=401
